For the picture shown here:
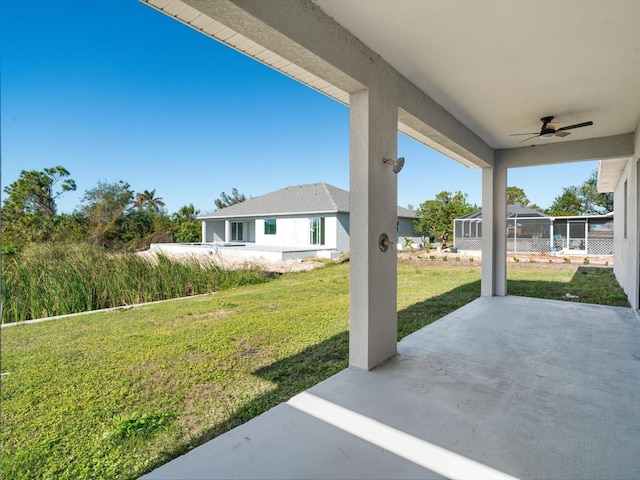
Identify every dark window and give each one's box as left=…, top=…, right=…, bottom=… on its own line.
left=231, top=222, right=243, bottom=241
left=310, top=217, right=325, bottom=245
left=265, top=219, right=277, bottom=235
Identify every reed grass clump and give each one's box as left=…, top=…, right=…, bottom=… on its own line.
left=1, top=244, right=269, bottom=323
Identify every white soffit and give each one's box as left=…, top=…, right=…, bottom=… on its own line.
left=142, top=0, right=349, bottom=105
left=314, top=0, right=640, bottom=150
left=597, top=158, right=629, bottom=193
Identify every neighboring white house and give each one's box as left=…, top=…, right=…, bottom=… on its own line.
left=199, top=182, right=420, bottom=254
left=598, top=158, right=639, bottom=309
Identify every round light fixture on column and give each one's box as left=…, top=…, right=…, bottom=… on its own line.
left=383, top=157, right=405, bottom=174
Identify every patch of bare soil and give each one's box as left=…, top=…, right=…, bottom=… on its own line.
left=397, top=249, right=613, bottom=269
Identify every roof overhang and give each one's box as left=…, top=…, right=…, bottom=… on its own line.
left=597, top=158, right=630, bottom=193
left=199, top=210, right=344, bottom=220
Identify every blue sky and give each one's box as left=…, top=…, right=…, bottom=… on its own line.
left=1, top=0, right=598, bottom=215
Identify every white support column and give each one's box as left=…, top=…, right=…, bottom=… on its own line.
left=481, top=165, right=507, bottom=296
left=225, top=220, right=231, bottom=243
left=202, top=221, right=207, bottom=243
left=349, top=85, right=398, bottom=370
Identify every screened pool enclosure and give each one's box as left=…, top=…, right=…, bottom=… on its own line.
left=454, top=206, right=613, bottom=255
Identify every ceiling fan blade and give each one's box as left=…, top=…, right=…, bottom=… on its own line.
left=509, top=132, right=539, bottom=136
left=518, top=135, right=541, bottom=143
left=555, top=131, right=571, bottom=138
left=556, top=121, right=593, bottom=132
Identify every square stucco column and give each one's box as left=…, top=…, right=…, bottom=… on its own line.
left=224, top=220, right=231, bottom=243
left=481, top=165, right=507, bottom=296
left=349, top=86, right=398, bottom=370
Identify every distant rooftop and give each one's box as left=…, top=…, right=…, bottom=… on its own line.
left=459, top=204, right=549, bottom=220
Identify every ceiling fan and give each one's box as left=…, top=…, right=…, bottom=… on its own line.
left=510, top=116, right=593, bottom=143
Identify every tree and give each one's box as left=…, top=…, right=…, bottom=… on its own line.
left=546, top=169, right=613, bottom=216
left=506, top=186, right=530, bottom=206
left=546, top=187, right=582, bottom=216
left=1, top=166, right=76, bottom=250
left=215, top=188, right=246, bottom=210
left=2, top=165, right=76, bottom=217
left=133, top=189, right=166, bottom=213
left=171, top=204, right=201, bottom=243
left=414, top=191, right=475, bottom=247
left=172, top=204, right=200, bottom=224
left=506, top=186, right=543, bottom=212
left=79, top=180, right=133, bottom=248
left=579, top=170, right=613, bottom=214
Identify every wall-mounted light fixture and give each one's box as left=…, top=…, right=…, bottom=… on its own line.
left=383, top=157, right=405, bottom=174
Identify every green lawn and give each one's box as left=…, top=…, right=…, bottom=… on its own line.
left=0, top=262, right=628, bottom=479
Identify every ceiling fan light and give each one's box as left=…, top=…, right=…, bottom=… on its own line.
left=540, top=132, right=555, bottom=138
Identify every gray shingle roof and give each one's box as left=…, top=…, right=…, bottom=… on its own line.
left=199, top=183, right=416, bottom=219
left=458, top=204, right=549, bottom=220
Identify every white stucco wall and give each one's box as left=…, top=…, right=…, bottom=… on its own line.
left=253, top=215, right=339, bottom=248
left=202, top=220, right=225, bottom=243
left=336, top=213, right=350, bottom=252
left=397, top=218, right=421, bottom=249
left=613, top=158, right=640, bottom=309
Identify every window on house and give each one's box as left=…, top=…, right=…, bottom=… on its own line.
left=231, top=222, right=243, bottom=241
left=265, top=218, right=276, bottom=235
left=310, top=217, right=325, bottom=245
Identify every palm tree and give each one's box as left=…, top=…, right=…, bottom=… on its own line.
left=171, top=204, right=200, bottom=223
left=134, top=189, right=165, bottom=213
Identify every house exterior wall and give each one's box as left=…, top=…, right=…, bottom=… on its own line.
left=202, top=213, right=410, bottom=254
left=203, top=220, right=225, bottom=243
left=336, top=213, right=350, bottom=252
left=254, top=214, right=339, bottom=248
left=397, top=218, right=422, bottom=249
left=613, top=158, right=640, bottom=309
left=246, top=221, right=256, bottom=243
left=202, top=220, right=254, bottom=243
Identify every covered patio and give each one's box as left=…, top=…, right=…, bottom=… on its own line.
left=138, top=0, right=640, bottom=477
left=143, top=296, right=640, bottom=479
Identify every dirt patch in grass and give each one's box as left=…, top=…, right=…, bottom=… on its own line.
left=398, top=250, right=613, bottom=269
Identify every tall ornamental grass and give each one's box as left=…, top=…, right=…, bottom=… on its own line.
left=1, top=244, right=269, bottom=323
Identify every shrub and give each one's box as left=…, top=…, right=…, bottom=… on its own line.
left=583, top=257, right=590, bottom=265
left=403, top=238, right=414, bottom=251
left=1, top=243, right=270, bottom=323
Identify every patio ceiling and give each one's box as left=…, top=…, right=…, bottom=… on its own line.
left=314, top=0, right=640, bottom=150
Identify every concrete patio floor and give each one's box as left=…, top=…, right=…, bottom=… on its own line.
left=142, top=296, right=640, bottom=480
